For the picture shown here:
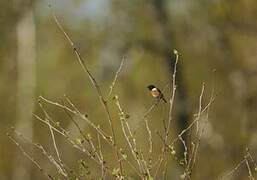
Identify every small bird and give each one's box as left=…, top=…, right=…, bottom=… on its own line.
left=147, top=85, right=167, bottom=103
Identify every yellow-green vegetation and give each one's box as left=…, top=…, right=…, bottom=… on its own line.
left=1, top=0, right=257, bottom=179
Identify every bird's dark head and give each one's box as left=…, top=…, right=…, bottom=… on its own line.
left=147, top=85, right=155, bottom=90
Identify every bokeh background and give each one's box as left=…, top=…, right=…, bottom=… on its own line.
left=0, top=0, right=257, bottom=179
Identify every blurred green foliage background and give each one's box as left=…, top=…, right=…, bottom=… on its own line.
left=0, top=0, right=257, bottom=179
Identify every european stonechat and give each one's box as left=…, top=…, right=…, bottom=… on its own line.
left=147, top=85, right=167, bottom=103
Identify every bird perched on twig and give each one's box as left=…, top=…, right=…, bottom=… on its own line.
left=147, top=85, right=167, bottom=103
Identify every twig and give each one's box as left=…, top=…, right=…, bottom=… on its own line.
left=166, top=49, right=179, bottom=142
left=33, top=113, right=65, bottom=135
left=35, top=98, right=122, bottom=178
left=169, top=94, right=215, bottom=146
left=144, top=116, right=153, bottom=167
left=132, top=98, right=160, bottom=136
left=12, top=128, right=73, bottom=178
left=39, top=96, right=111, bottom=144
left=179, top=136, right=188, bottom=166
left=97, top=133, right=106, bottom=179
left=245, top=157, right=254, bottom=180
left=7, top=133, right=55, bottom=180
left=143, top=100, right=160, bottom=119
left=186, top=83, right=205, bottom=176
left=33, top=112, right=113, bottom=176
left=247, top=149, right=257, bottom=170
left=38, top=100, right=68, bottom=177
left=154, top=50, right=179, bottom=178
left=163, top=160, right=168, bottom=180
left=196, top=83, right=205, bottom=133
left=114, top=95, right=146, bottom=178
left=39, top=95, right=76, bottom=114
left=50, top=8, right=123, bottom=173
left=62, top=105, right=102, bottom=163
left=219, top=158, right=246, bottom=179
left=107, top=56, right=126, bottom=99
left=50, top=5, right=117, bottom=147
left=219, top=150, right=256, bottom=180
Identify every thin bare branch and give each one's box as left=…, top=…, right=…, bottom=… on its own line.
left=50, top=5, right=116, bottom=142
left=245, top=157, right=254, bottom=180
left=49, top=8, right=122, bottom=172
left=38, top=101, right=68, bottom=177
left=219, top=158, right=246, bottom=180
left=166, top=49, right=179, bottom=141
left=39, top=96, right=76, bottom=114
left=186, top=83, right=205, bottom=175
left=107, top=56, right=126, bottom=99
left=154, top=50, right=179, bottom=178
left=247, top=149, right=257, bottom=170
left=7, top=133, right=55, bottom=180
left=169, top=95, right=215, bottom=146
left=34, top=110, right=118, bottom=177
left=179, top=136, right=188, bottom=166
left=62, top=105, right=102, bottom=163
left=97, top=133, right=106, bottom=179
left=219, top=149, right=256, bottom=180
left=39, top=96, right=111, bottom=144
left=144, top=117, right=153, bottom=166
left=114, top=95, right=147, bottom=178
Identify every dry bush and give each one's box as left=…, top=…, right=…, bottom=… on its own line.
left=7, top=7, right=257, bottom=180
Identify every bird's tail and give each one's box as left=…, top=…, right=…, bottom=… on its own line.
left=161, top=97, right=167, bottom=103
